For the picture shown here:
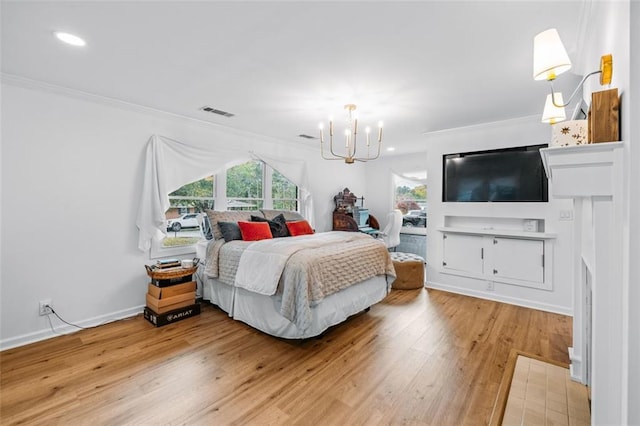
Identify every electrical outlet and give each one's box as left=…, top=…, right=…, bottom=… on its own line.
left=486, top=281, right=495, bottom=291
left=39, top=300, right=52, bottom=316
left=559, top=210, right=574, bottom=221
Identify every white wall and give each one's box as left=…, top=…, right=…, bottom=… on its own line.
left=420, top=117, right=573, bottom=315
left=0, top=79, right=365, bottom=349
left=627, top=3, right=639, bottom=423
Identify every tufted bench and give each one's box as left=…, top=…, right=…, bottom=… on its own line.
left=389, top=252, right=425, bottom=290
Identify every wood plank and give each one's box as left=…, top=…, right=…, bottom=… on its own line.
left=590, top=88, right=620, bottom=143
left=0, top=289, right=572, bottom=425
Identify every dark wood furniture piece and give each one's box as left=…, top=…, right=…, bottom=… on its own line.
left=332, top=188, right=379, bottom=232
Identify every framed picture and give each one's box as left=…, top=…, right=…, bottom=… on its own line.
left=571, top=98, right=589, bottom=120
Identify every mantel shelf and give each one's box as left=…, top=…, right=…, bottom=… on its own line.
left=437, top=226, right=557, bottom=240
left=539, top=142, right=624, bottom=198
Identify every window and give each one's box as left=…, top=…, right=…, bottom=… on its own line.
left=226, top=160, right=264, bottom=210
left=272, top=169, right=298, bottom=211
left=163, top=175, right=215, bottom=248
left=393, top=172, right=427, bottom=230
left=154, top=160, right=299, bottom=257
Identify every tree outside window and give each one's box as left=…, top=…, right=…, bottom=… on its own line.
left=272, top=169, right=298, bottom=211
left=164, top=176, right=215, bottom=247
left=227, top=161, right=264, bottom=210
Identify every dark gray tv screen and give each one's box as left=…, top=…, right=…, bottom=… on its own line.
left=442, top=144, right=548, bottom=202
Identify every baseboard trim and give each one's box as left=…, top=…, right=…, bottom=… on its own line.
left=0, top=305, right=145, bottom=351
left=425, top=280, right=573, bottom=317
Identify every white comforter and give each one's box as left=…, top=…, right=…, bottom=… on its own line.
left=234, top=231, right=370, bottom=295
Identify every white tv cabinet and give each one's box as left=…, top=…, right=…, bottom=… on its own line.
left=437, top=225, right=556, bottom=290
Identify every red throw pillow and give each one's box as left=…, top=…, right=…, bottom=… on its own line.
left=286, top=220, right=314, bottom=236
left=238, top=221, right=273, bottom=241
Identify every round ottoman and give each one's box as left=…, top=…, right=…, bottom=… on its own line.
left=390, top=252, right=425, bottom=290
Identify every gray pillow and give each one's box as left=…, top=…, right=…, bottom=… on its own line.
left=260, top=209, right=305, bottom=222
left=204, top=209, right=264, bottom=240
left=218, top=221, right=242, bottom=242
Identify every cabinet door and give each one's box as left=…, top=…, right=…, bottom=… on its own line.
left=492, top=237, right=544, bottom=283
left=442, top=233, right=483, bottom=274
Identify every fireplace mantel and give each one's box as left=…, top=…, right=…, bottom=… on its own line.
left=540, top=141, right=624, bottom=425
left=540, top=142, right=624, bottom=198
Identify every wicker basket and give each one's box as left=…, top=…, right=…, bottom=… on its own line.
left=145, top=259, right=199, bottom=280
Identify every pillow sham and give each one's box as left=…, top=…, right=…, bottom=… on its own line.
left=261, top=209, right=305, bottom=222
left=286, top=220, right=314, bottom=236
left=238, top=221, right=273, bottom=241
left=218, top=221, right=242, bottom=242
left=204, top=209, right=264, bottom=240
left=250, top=214, right=290, bottom=238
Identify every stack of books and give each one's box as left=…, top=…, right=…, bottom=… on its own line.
left=153, top=258, right=181, bottom=269
left=143, top=263, right=200, bottom=327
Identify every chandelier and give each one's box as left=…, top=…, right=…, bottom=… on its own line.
left=319, top=104, right=383, bottom=164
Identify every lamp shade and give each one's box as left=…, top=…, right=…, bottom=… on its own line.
left=541, top=93, right=566, bottom=124
left=533, top=28, right=572, bottom=81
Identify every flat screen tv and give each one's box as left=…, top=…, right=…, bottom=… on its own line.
left=443, top=144, right=548, bottom=202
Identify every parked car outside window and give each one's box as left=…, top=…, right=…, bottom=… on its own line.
left=402, top=210, right=427, bottom=227
left=166, top=213, right=200, bottom=232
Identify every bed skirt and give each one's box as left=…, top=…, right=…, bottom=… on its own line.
left=201, top=275, right=389, bottom=339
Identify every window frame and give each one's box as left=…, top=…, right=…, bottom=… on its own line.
left=150, top=161, right=300, bottom=259
left=392, top=171, right=427, bottom=236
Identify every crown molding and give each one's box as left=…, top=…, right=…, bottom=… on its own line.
left=422, top=114, right=542, bottom=138
left=0, top=73, right=317, bottom=153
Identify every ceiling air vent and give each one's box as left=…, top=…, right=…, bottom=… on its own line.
left=298, top=134, right=317, bottom=140
left=200, top=106, right=235, bottom=118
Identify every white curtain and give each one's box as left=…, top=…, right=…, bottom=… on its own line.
left=250, top=151, right=315, bottom=227
left=136, top=135, right=314, bottom=251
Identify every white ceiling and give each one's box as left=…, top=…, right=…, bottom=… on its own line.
left=1, top=1, right=585, bottom=155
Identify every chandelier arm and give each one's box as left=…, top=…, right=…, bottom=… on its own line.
left=351, top=132, right=358, bottom=159
left=549, top=69, right=602, bottom=108
left=352, top=141, right=382, bottom=162
left=320, top=142, right=347, bottom=160
left=366, top=141, right=382, bottom=161
left=328, top=134, right=348, bottom=160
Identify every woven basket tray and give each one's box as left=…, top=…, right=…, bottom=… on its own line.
left=145, top=261, right=199, bottom=280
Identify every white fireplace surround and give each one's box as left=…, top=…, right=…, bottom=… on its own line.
left=540, top=142, right=624, bottom=425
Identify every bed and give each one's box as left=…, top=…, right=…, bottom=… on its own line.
left=195, top=209, right=395, bottom=338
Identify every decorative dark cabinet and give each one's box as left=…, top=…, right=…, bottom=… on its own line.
left=333, top=212, right=359, bottom=231
left=331, top=187, right=379, bottom=232
left=332, top=212, right=380, bottom=232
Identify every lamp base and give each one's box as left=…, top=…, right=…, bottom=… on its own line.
left=600, top=54, right=613, bottom=85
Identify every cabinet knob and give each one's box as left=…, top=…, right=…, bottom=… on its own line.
left=493, top=269, right=498, bottom=274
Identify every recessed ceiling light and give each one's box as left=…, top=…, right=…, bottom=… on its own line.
left=53, top=31, right=86, bottom=47
left=387, top=147, right=396, bottom=152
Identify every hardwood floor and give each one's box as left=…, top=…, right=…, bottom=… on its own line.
left=0, top=289, right=571, bottom=425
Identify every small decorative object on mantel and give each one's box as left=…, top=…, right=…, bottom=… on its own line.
left=551, top=120, right=588, bottom=147
left=589, top=88, right=619, bottom=143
